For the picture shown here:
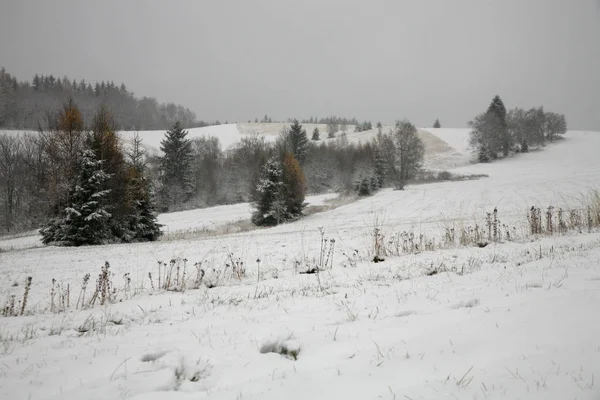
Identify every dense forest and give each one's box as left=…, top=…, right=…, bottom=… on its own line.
left=0, top=67, right=207, bottom=130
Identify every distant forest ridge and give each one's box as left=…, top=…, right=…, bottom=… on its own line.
left=0, top=67, right=210, bottom=130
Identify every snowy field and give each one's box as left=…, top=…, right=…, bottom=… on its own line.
left=157, top=193, right=339, bottom=238
left=1, top=130, right=600, bottom=400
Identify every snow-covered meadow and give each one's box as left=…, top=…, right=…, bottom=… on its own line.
left=1, top=129, right=600, bottom=400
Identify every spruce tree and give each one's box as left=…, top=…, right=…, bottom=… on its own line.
left=311, top=127, right=320, bottom=141
left=288, top=120, right=309, bottom=164
left=127, top=133, right=163, bottom=241
left=158, top=121, right=194, bottom=210
left=40, top=150, right=112, bottom=246
left=251, top=153, right=306, bottom=226
left=251, top=158, right=285, bottom=226
left=433, top=119, right=441, bottom=128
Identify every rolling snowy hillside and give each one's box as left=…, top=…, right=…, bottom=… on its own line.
left=0, top=129, right=599, bottom=400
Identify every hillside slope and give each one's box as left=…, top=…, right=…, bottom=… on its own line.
left=0, top=130, right=599, bottom=400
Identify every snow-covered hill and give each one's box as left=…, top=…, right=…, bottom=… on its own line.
left=1, top=129, right=600, bottom=400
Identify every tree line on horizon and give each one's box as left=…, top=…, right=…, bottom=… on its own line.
left=0, top=67, right=209, bottom=131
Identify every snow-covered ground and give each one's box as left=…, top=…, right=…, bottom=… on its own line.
left=120, top=124, right=260, bottom=155
left=158, top=193, right=339, bottom=237
left=1, top=130, right=600, bottom=400
left=426, top=128, right=473, bottom=158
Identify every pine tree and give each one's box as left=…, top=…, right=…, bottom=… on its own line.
left=251, top=158, right=286, bottom=226
left=311, top=127, right=320, bottom=141
left=251, top=153, right=306, bottom=227
left=433, top=119, right=441, bottom=128
left=40, top=150, right=112, bottom=246
left=158, top=121, right=194, bottom=210
left=288, top=120, right=309, bottom=164
left=127, top=133, right=163, bottom=241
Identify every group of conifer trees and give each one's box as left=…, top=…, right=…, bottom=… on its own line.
left=469, top=95, right=567, bottom=162
left=32, top=98, right=162, bottom=245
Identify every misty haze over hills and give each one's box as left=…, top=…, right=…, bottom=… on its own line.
left=1, top=0, right=599, bottom=130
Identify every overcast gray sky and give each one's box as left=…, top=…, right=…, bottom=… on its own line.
left=1, top=0, right=599, bottom=129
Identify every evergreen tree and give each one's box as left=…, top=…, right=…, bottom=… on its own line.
left=311, top=127, right=320, bottom=141
left=251, top=158, right=285, bottom=226
left=288, top=120, right=309, bottom=164
left=40, top=150, right=112, bottom=246
left=355, top=174, right=372, bottom=196
left=433, top=119, right=441, bottom=128
left=158, top=121, right=194, bottom=210
left=251, top=153, right=306, bottom=226
left=127, top=133, right=163, bottom=241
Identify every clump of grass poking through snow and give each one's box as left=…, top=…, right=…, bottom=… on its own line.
left=20, top=276, right=32, bottom=316
left=260, top=336, right=301, bottom=361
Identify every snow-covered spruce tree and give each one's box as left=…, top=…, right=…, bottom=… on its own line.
left=158, top=121, right=194, bottom=211
left=311, top=127, right=320, bottom=141
left=40, top=149, right=112, bottom=246
left=433, top=119, right=441, bottom=128
left=251, top=157, right=286, bottom=226
left=126, top=133, right=163, bottom=241
left=354, top=174, right=372, bottom=196
left=251, top=153, right=306, bottom=226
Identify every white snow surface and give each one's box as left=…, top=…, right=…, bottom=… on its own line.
left=119, top=124, right=249, bottom=154
left=158, top=193, right=339, bottom=236
left=425, top=128, right=473, bottom=158
left=0, top=130, right=600, bottom=400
